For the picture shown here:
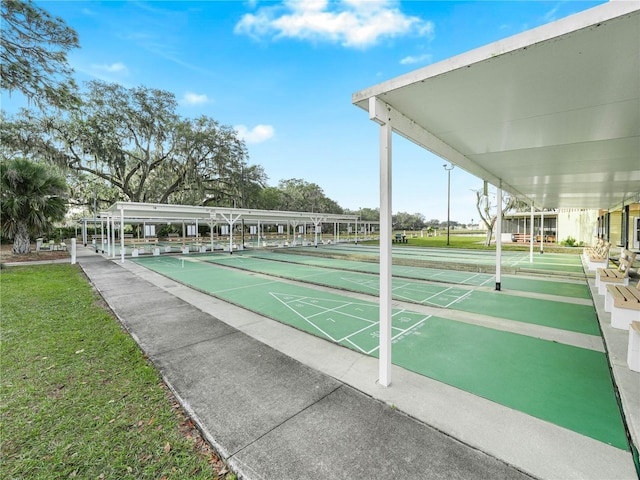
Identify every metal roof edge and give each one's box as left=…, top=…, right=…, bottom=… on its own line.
left=352, top=1, right=639, bottom=108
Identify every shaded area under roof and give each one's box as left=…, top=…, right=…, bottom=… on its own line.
left=353, top=0, right=640, bottom=212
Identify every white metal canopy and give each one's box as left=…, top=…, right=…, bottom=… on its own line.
left=100, top=202, right=362, bottom=262
left=353, top=0, right=640, bottom=387
left=353, top=1, right=640, bottom=211
left=103, top=202, right=359, bottom=224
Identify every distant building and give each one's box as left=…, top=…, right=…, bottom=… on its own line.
left=501, top=205, right=640, bottom=249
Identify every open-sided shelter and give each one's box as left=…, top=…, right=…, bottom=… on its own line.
left=352, top=0, right=640, bottom=387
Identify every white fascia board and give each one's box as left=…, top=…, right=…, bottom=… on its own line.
left=353, top=1, right=639, bottom=108
left=106, top=202, right=359, bottom=223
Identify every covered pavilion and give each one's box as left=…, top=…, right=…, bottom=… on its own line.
left=95, top=202, right=365, bottom=261
left=352, top=0, right=639, bottom=388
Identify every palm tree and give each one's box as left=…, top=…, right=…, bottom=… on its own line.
left=1, top=159, right=68, bottom=254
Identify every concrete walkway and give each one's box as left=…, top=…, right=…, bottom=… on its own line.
left=73, top=246, right=638, bottom=480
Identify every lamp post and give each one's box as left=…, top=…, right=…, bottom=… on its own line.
left=443, top=164, right=454, bottom=246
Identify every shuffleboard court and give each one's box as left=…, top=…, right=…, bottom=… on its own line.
left=199, top=253, right=600, bottom=336
left=251, top=250, right=592, bottom=299
left=132, top=255, right=627, bottom=450
left=301, top=244, right=586, bottom=274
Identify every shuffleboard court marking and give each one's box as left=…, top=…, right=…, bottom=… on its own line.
left=211, top=280, right=278, bottom=294
left=364, top=311, right=432, bottom=355
left=338, top=275, right=474, bottom=308
left=340, top=276, right=377, bottom=291
left=269, top=292, right=431, bottom=355
left=271, top=293, right=376, bottom=326
left=270, top=293, right=341, bottom=343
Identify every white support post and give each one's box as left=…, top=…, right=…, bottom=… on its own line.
left=209, top=217, right=215, bottom=252
left=120, top=207, right=125, bottom=264
left=376, top=99, right=393, bottom=388
left=112, top=215, right=117, bottom=259
left=71, top=238, right=77, bottom=264
left=290, top=221, right=298, bottom=246
left=220, top=212, right=241, bottom=254
left=100, top=218, right=104, bottom=253
left=495, top=183, right=502, bottom=291
left=529, top=205, right=534, bottom=263
left=355, top=218, right=359, bottom=244
left=310, top=216, right=324, bottom=248
left=106, top=214, right=111, bottom=257
left=540, top=211, right=545, bottom=254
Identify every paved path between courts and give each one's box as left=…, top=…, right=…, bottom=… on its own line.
left=74, top=247, right=637, bottom=480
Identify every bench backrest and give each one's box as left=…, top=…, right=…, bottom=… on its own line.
left=618, top=250, right=637, bottom=277
left=597, top=241, right=611, bottom=257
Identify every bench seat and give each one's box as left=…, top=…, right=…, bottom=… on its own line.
left=606, top=282, right=640, bottom=330
left=596, top=250, right=636, bottom=295
left=584, top=241, right=610, bottom=271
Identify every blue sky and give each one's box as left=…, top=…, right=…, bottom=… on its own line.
left=2, top=0, right=606, bottom=224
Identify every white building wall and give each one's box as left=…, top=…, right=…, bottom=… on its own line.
left=556, top=209, right=599, bottom=244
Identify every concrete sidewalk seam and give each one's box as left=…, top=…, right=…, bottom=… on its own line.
left=228, top=383, right=344, bottom=458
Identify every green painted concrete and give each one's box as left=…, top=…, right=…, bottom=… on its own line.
left=258, top=251, right=592, bottom=299
left=201, top=254, right=599, bottom=335
left=304, top=245, right=586, bottom=274
left=133, top=255, right=627, bottom=450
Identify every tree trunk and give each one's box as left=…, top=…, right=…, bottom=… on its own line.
left=485, top=228, right=493, bottom=247
left=12, top=222, right=31, bottom=254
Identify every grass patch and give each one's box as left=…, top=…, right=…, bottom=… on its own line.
left=0, top=264, right=234, bottom=479
left=364, top=235, right=581, bottom=253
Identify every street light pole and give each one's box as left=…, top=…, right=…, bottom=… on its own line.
left=443, top=164, right=454, bottom=246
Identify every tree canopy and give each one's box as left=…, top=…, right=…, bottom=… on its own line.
left=1, top=0, right=79, bottom=109
left=273, top=178, right=343, bottom=214
left=2, top=81, right=267, bottom=210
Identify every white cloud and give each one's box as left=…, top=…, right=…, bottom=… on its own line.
left=235, top=124, right=275, bottom=144
left=235, top=0, right=433, bottom=48
left=92, top=62, right=129, bottom=74
left=181, top=92, right=210, bottom=105
left=399, top=53, right=432, bottom=65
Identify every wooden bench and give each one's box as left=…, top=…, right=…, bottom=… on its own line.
left=596, top=249, right=636, bottom=295
left=161, top=236, right=199, bottom=243
left=605, top=280, right=640, bottom=330
left=628, top=321, right=640, bottom=372
left=510, top=233, right=531, bottom=243
left=510, top=233, right=555, bottom=243
left=130, top=237, right=158, bottom=245
left=128, top=238, right=159, bottom=256
left=585, top=241, right=611, bottom=271
left=539, top=234, right=556, bottom=243
left=583, top=237, right=604, bottom=256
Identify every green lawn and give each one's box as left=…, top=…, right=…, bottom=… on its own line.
left=0, top=264, right=234, bottom=480
left=364, top=234, right=581, bottom=253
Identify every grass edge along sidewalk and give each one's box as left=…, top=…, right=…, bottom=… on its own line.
left=0, top=264, right=235, bottom=480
